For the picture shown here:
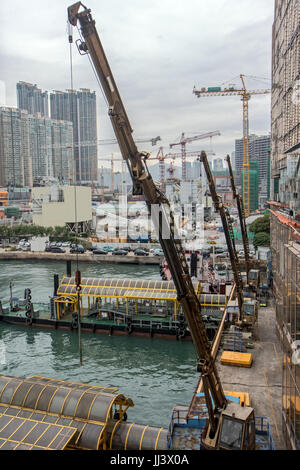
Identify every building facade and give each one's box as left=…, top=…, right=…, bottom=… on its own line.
left=17, top=81, right=49, bottom=117
left=28, top=114, right=53, bottom=180
left=270, top=0, right=300, bottom=451
left=51, top=120, right=74, bottom=183
left=0, top=103, right=75, bottom=187
left=241, top=161, right=259, bottom=212
left=32, top=185, right=92, bottom=231
left=271, top=0, right=300, bottom=210
left=235, top=134, right=270, bottom=191
left=50, top=89, right=98, bottom=185
left=0, top=107, right=33, bottom=187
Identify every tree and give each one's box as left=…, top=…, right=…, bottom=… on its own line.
left=253, top=232, right=270, bottom=249
left=249, top=215, right=270, bottom=235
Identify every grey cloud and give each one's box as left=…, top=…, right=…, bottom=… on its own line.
left=1, top=0, right=274, bottom=159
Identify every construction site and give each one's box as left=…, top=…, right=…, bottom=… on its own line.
left=0, top=0, right=299, bottom=454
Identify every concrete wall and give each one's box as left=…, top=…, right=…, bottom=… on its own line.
left=32, top=186, right=92, bottom=227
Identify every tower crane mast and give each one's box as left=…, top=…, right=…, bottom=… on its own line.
left=193, top=76, right=271, bottom=217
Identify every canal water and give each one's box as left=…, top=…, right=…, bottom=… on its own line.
left=0, top=260, right=198, bottom=429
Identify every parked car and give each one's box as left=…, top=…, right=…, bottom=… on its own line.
left=93, top=249, right=107, bottom=255
left=215, top=248, right=226, bottom=254
left=62, top=241, right=71, bottom=247
left=153, top=249, right=164, bottom=256
left=134, top=249, right=149, bottom=256
left=120, top=247, right=131, bottom=252
left=70, top=245, right=85, bottom=254
left=112, top=249, right=128, bottom=256
left=50, top=246, right=66, bottom=253
left=17, top=245, right=30, bottom=252
left=101, top=246, right=115, bottom=252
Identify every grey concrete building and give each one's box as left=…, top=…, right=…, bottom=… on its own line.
left=0, top=107, right=33, bottom=187
left=270, top=0, right=300, bottom=451
left=17, top=81, right=49, bottom=117
left=50, top=88, right=98, bottom=185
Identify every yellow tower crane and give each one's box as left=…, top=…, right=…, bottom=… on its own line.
left=193, top=75, right=271, bottom=217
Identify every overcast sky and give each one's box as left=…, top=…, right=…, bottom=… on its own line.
left=1, top=0, right=274, bottom=166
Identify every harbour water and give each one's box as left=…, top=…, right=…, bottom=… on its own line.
left=0, top=260, right=198, bottom=428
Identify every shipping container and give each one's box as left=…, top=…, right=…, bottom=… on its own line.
left=207, top=87, right=222, bottom=92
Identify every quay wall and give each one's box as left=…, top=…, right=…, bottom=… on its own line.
left=0, top=251, right=162, bottom=265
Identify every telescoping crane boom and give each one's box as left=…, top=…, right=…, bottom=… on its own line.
left=200, top=152, right=244, bottom=321
left=226, top=155, right=251, bottom=284
left=68, top=2, right=256, bottom=450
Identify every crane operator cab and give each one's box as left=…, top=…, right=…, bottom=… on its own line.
left=201, top=402, right=256, bottom=450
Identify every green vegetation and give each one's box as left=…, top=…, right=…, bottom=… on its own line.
left=249, top=215, right=270, bottom=235
left=253, top=232, right=270, bottom=249
left=249, top=215, right=270, bottom=249
left=0, top=224, right=91, bottom=248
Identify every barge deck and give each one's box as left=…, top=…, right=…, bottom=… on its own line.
left=0, top=276, right=229, bottom=341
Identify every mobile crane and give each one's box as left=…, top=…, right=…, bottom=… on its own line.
left=200, top=153, right=244, bottom=321
left=68, top=2, right=257, bottom=450
left=226, top=155, right=251, bottom=284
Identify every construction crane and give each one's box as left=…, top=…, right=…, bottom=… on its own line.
left=169, top=131, right=221, bottom=181
left=68, top=2, right=258, bottom=450
left=100, top=166, right=105, bottom=203
left=156, top=147, right=166, bottom=191
left=200, top=152, right=244, bottom=320
left=193, top=76, right=271, bottom=217
left=98, top=136, right=161, bottom=146
left=226, top=154, right=250, bottom=284
left=99, top=149, right=215, bottom=192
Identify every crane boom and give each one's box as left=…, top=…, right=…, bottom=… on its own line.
left=200, top=152, right=244, bottom=319
left=68, top=1, right=226, bottom=427
left=226, top=155, right=250, bottom=283
left=68, top=3, right=258, bottom=450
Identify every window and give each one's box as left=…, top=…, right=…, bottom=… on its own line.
left=219, top=417, right=243, bottom=449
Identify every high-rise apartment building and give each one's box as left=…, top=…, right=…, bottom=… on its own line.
left=270, top=0, right=300, bottom=451
left=17, top=82, right=49, bottom=117
left=235, top=134, right=271, bottom=190
left=51, top=120, right=74, bottom=183
left=0, top=106, right=74, bottom=187
left=28, top=114, right=53, bottom=179
left=0, top=107, right=33, bottom=187
left=213, top=158, right=224, bottom=172
left=50, top=88, right=97, bottom=185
